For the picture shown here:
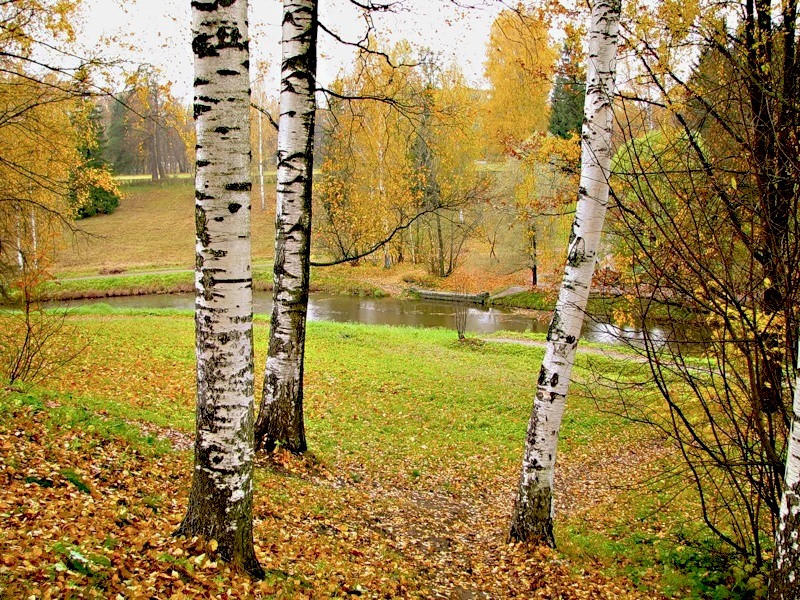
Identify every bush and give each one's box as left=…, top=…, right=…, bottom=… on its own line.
left=76, top=185, right=120, bottom=219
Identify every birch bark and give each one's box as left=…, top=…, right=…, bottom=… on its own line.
left=508, top=0, right=621, bottom=546
left=255, top=0, right=317, bottom=453
left=770, top=340, right=800, bottom=598
left=176, top=0, right=262, bottom=578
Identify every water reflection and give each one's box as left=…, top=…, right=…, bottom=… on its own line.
left=58, top=291, right=671, bottom=346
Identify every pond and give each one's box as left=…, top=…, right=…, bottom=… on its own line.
left=60, top=291, right=667, bottom=346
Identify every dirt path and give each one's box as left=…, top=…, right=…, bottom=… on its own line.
left=484, top=337, right=648, bottom=362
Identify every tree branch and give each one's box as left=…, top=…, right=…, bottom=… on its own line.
left=311, top=205, right=440, bottom=267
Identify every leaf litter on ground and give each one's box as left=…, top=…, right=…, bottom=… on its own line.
left=0, top=388, right=666, bottom=599
left=0, top=314, right=677, bottom=598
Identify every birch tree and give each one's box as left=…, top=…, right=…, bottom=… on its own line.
left=508, top=0, right=621, bottom=546
left=254, top=0, right=317, bottom=454
left=176, top=0, right=262, bottom=578
left=771, top=341, right=800, bottom=597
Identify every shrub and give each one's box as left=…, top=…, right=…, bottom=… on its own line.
left=76, top=185, right=120, bottom=219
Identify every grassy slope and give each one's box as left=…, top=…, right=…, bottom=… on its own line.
left=0, top=309, right=738, bottom=598
left=56, top=179, right=278, bottom=275
left=52, top=179, right=574, bottom=301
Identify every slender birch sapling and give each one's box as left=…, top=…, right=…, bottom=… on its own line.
left=255, top=0, right=318, bottom=453
left=508, top=0, right=622, bottom=546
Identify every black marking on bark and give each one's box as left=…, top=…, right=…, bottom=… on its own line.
left=194, top=104, right=212, bottom=119
left=214, top=217, right=224, bottom=222
left=286, top=221, right=310, bottom=237
left=567, top=236, right=586, bottom=266
left=198, top=95, right=220, bottom=104
left=196, top=190, right=214, bottom=201
left=196, top=205, right=210, bottom=247
left=191, top=0, right=235, bottom=11
left=228, top=202, right=242, bottom=213
left=537, top=366, right=546, bottom=386
left=215, top=25, right=247, bottom=51
left=213, top=278, right=252, bottom=285
left=194, top=77, right=210, bottom=86
left=192, top=33, right=219, bottom=58
left=210, top=248, right=227, bottom=258
left=277, top=174, right=306, bottom=188
left=565, top=335, right=576, bottom=344
left=196, top=159, right=211, bottom=168
left=549, top=373, right=559, bottom=387
left=546, top=311, right=563, bottom=342
left=242, top=60, right=249, bottom=69
left=214, top=126, right=231, bottom=134
left=217, top=69, right=239, bottom=76
left=225, top=182, right=251, bottom=192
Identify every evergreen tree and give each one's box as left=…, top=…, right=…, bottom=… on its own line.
left=74, top=102, right=121, bottom=219
left=548, top=30, right=586, bottom=139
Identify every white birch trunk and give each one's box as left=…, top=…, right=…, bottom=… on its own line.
left=177, top=0, right=262, bottom=578
left=508, top=0, right=621, bottom=546
left=255, top=0, right=317, bottom=453
left=15, top=210, right=23, bottom=270
left=770, top=340, right=800, bottom=598
left=258, top=91, right=266, bottom=211
left=30, top=209, right=37, bottom=269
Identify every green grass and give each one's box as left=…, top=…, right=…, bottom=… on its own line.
left=44, top=265, right=386, bottom=300
left=56, top=178, right=278, bottom=275
left=1, top=308, right=754, bottom=597
left=0, top=390, right=172, bottom=457
left=48, top=270, right=384, bottom=302
left=42, top=271, right=196, bottom=300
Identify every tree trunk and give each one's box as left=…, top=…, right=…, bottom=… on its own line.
left=436, top=211, right=445, bottom=277
left=255, top=0, right=317, bottom=454
left=529, top=222, right=538, bottom=288
left=154, top=84, right=166, bottom=181
left=508, top=0, right=621, bottom=546
left=15, top=210, right=23, bottom=270
left=176, top=0, right=262, bottom=579
left=770, top=337, right=800, bottom=598
left=258, top=93, right=266, bottom=211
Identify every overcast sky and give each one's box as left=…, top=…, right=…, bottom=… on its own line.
left=75, top=0, right=506, bottom=102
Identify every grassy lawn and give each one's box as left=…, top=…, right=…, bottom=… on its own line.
left=0, top=308, right=748, bottom=598
left=56, top=178, right=279, bottom=276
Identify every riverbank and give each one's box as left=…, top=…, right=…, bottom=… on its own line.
left=0, top=309, right=737, bottom=598
left=39, top=265, right=391, bottom=302
left=39, top=269, right=638, bottom=324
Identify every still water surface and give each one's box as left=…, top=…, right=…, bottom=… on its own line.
left=64, top=291, right=663, bottom=346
